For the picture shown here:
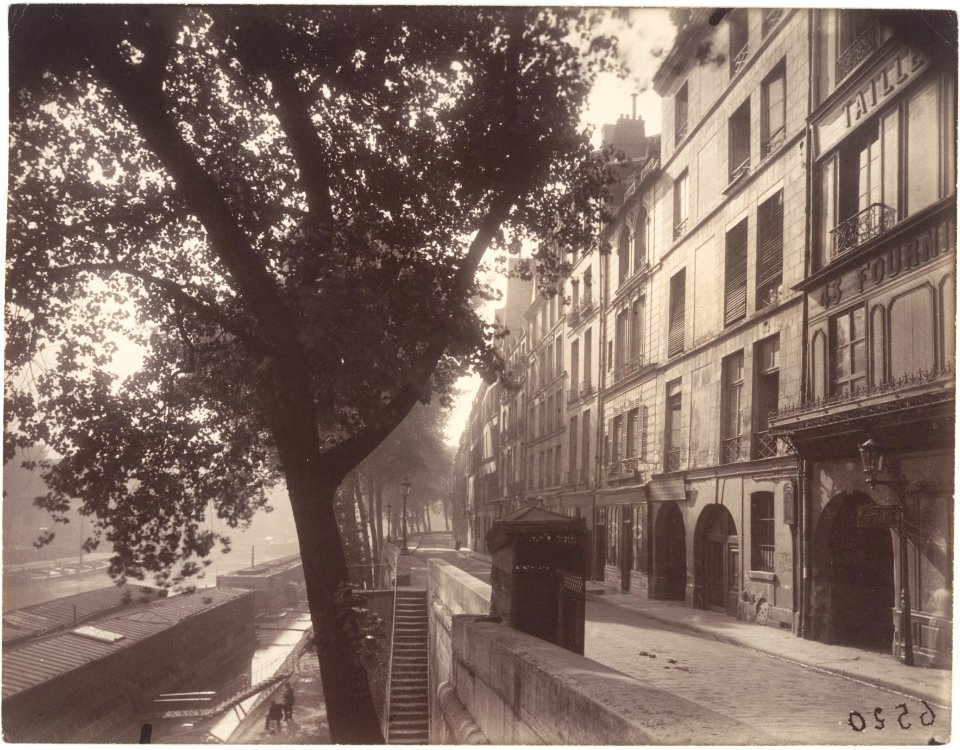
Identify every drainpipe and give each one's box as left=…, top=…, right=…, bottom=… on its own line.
left=594, top=240, right=609, bottom=581
left=799, top=7, right=816, bottom=640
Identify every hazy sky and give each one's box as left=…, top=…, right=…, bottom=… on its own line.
left=443, top=8, right=677, bottom=446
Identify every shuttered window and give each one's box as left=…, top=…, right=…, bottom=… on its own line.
left=618, top=226, right=630, bottom=285
left=725, top=220, right=748, bottom=325
left=668, top=270, right=686, bottom=356
left=756, top=191, right=784, bottom=310
left=633, top=208, right=648, bottom=269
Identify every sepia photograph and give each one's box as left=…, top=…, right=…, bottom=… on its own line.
left=3, top=4, right=956, bottom=744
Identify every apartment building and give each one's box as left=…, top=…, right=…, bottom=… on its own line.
left=770, top=9, right=955, bottom=665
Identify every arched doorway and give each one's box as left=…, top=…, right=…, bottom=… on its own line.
left=694, top=505, right=739, bottom=616
left=815, top=492, right=895, bottom=650
left=653, top=502, right=686, bottom=600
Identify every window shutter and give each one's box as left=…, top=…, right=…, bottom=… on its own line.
left=724, top=221, right=748, bottom=325
left=757, top=192, right=784, bottom=292
left=639, top=406, right=647, bottom=459
left=668, top=271, right=686, bottom=355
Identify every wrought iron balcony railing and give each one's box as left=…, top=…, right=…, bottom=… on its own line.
left=836, top=22, right=879, bottom=81
left=579, top=380, right=595, bottom=398
left=664, top=448, right=682, bottom=473
left=675, top=120, right=689, bottom=144
left=720, top=436, right=743, bottom=465
left=729, top=156, right=751, bottom=186
left=762, top=8, right=784, bottom=37
left=830, top=202, right=896, bottom=258
left=762, top=126, right=786, bottom=158
left=753, top=430, right=779, bottom=460
left=620, top=457, right=641, bottom=479
left=613, top=355, right=645, bottom=383
left=579, top=295, right=594, bottom=315
left=731, top=44, right=750, bottom=77
left=567, top=305, right=581, bottom=327
left=673, top=218, right=688, bottom=240
left=606, top=462, right=621, bottom=479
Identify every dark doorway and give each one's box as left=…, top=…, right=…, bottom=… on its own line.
left=828, top=496, right=895, bottom=650
left=620, top=506, right=633, bottom=591
left=696, top=505, right=739, bottom=616
left=594, top=507, right=606, bottom=580
left=653, top=502, right=686, bottom=599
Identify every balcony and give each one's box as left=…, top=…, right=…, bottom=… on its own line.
left=675, top=120, right=689, bottom=144
left=578, top=380, right=595, bottom=399
left=567, top=305, right=581, bottom=327
left=753, top=430, right=779, bottom=460
left=762, top=126, right=786, bottom=159
left=606, top=462, right=621, bottom=480
left=720, top=436, right=743, bottom=465
left=728, top=156, right=751, bottom=187
left=579, top=295, right=594, bottom=316
left=620, top=457, right=642, bottom=481
left=664, top=448, right=682, bottom=473
left=731, top=44, right=750, bottom=77
left=613, top=355, right=645, bottom=384
left=830, top=203, right=896, bottom=258
left=762, top=8, right=784, bottom=36
left=673, top=218, right=688, bottom=241
left=836, top=22, right=879, bottom=81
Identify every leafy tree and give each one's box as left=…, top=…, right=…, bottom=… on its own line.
left=6, top=6, right=615, bottom=741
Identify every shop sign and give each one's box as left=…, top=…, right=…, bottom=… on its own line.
left=783, top=480, right=797, bottom=526
left=855, top=504, right=900, bottom=528
left=812, top=214, right=955, bottom=311
left=815, top=46, right=929, bottom=157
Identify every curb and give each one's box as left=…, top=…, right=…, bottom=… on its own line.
left=586, top=592, right=951, bottom=709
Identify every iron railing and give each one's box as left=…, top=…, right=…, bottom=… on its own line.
left=731, top=44, right=750, bottom=77
left=830, top=202, right=896, bottom=258
left=613, top=355, right=645, bottom=383
left=720, top=436, right=742, bottom=465
left=579, top=380, right=595, bottom=398
left=664, top=448, right=682, bottom=473
left=753, top=430, right=779, bottom=459
left=762, top=8, right=784, bottom=36
left=729, top=156, right=751, bottom=185
left=606, top=462, right=620, bottom=479
left=675, top=120, right=689, bottom=144
left=673, top=218, right=688, bottom=240
left=579, top=295, right=594, bottom=315
left=762, top=126, right=786, bottom=159
left=836, top=22, right=879, bottom=81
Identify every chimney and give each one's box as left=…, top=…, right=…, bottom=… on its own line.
left=631, top=93, right=638, bottom=120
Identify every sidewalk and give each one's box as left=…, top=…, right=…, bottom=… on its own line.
left=448, top=538, right=951, bottom=708
left=226, top=643, right=331, bottom=744
left=588, top=584, right=952, bottom=708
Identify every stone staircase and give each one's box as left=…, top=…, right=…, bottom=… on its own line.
left=387, top=589, right=429, bottom=744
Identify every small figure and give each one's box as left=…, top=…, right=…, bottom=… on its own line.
left=265, top=700, right=283, bottom=732
left=282, top=683, right=295, bottom=721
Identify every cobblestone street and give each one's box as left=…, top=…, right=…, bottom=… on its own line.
left=584, top=596, right=950, bottom=745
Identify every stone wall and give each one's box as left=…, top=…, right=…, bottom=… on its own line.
left=427, top=559, right=773, bottom=745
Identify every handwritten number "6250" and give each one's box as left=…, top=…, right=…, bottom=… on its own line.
left=848, top=701, right=936, bottom=731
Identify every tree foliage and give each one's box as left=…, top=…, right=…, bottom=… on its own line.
left=6, top=5, right=617, bottom=740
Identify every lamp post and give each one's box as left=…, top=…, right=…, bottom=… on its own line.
left=386, top=502, right=392, bottom=543
left=400, top=478, right=411, bottom=555
left=859, top=438, right=915, bottom=667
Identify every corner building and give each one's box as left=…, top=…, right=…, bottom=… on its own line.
left=771, top=10, right=956, bottom=664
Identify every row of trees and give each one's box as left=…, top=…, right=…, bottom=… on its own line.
left=6, top=6, right=617, bottom=741
left=334, top=401, right=454, bottom=589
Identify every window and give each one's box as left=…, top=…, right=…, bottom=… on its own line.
left=665, top=380, right=682, bottom=471
left=673, top=171, right=689, bottom=238
left=625, top=407, right=639, bottom=458
left=607, top=506, right=621, bottom=566
left=630, top=297, right=644, bottom=363
left=753, top=336, right=780, bottom=460
left=610, top=414, right=624, bottom=465
left=756, top=191, right=784, bottom=310
left=546, top=342, right=554, bottom=381
left=728, top=100, right=751, bottom=184
left=554, top=448, right=561, bottom=487
left=618, top=226, right=630, bottom=285
left=581, top=409, right=591, bottom=481
left=570, top=339, right=579, bottom=395
left=830, top=306, right=867, bottom=396
left=675, top=82, right=689, bottom=143
left=555, top=335, right=563, bottom=376
left=527, top=453, right=534, bottom=490
left=729, top=10, right=749, bottom=78
left=632, top=504, right=645, bottom=573
left=615, top=308, right=628, bottom=372
left=546, top=448, right=553, bottom=486
left=668, top=270, right=686, bottom=356
left=724, top=219, right=748, bottom=325
left=539, top=450, right=545, bottom=489
left=569, top=415, right=578, bottom=480
left=890, top=286, right=936, bottom=379
left=721, top=351, right=745, bottom=464
left=761, top=63, right=786, bottom=157
left=583, top=269, right=593, bottom=307
left=583, top=327, right=592, bottom=389
left=750, top=492, right=775, bottom=572
left=762, top=8, right=784, bottom=37
left=633, top=208, right=648, bottom=270
left=571, top=279, right=580, bottom=312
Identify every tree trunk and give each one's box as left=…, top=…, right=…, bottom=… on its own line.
left=285, top=465, right=385, bottom=744
left=353, top=475, right=374, bottom=588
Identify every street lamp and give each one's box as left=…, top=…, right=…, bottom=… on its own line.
left=400, top=478, right=412, bottom=555
left=859, top=437, right=915, bottom=666
left=385, top=502, right=392, bottom=543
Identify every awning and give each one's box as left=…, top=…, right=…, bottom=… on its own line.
left=596, top=484, right=648, bottom=505
left=649, top=476, right=686, bottom=504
